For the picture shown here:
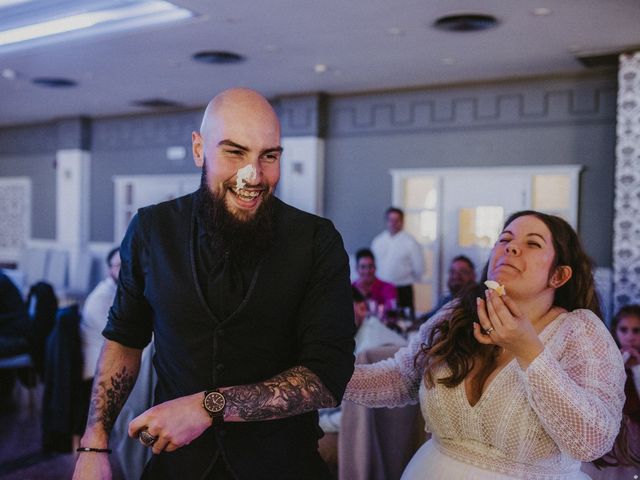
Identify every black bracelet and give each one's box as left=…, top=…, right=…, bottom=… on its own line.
left=76, top=447, right=112, bottom=454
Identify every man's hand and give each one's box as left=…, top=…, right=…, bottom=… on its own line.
left=72, top=453, right=111, bottom=480
left=128, top=392, right=211, bottom=455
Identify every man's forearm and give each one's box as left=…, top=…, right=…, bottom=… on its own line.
left=222, top=366, right=335, bottom=422
left=81, top=339, right=142, bottom=446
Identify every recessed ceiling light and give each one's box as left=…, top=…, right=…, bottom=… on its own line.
left=264, top=44, right=280, bottom=53
left=441, top=57, right=455, bottom=65
left=532, top=7, right=552, bottom=16
left=1, top=68, right=17, bottom=79
left=314, top=64, right=328, bottom=74
left=387, top=27, right=404, bottom=36
left=32, top=77, right=77, bottom=88
left=192, top=51, right=245, bottom=64
left=0, top=1, right=194, bottom=48
left=132, top=98, right=183, bottom=109
left=433, top=13, right=498, bottom=32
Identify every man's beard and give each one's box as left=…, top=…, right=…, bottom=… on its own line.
left=196, top=164, right=276, bottom=263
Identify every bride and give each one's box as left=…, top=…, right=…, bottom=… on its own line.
left=344, top=210, right=632, bottom=479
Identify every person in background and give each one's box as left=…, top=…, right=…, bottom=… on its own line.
left=76, top=248, right=120, bottom=434
left=346, top=210, right=635, bottom=479
left=0, top=272, right=29, bottom=359
left=420, top=255, right=477, bottom=322
left=582, top=304, right=640, bottom=479
left=352, top=248, right=397, bottom=319
left=73, top=88, right=354, bottom=480
left=371, top=207, right=424, bottom=316
left=0, top=272, right=29, bottom=407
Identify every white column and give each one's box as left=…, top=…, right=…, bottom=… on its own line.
left=56, top=148, right=91, bottom=294
left=278, top=136, right=325, bottom=216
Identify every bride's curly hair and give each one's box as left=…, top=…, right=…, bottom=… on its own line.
left=415, top=210, right=638, bottom=468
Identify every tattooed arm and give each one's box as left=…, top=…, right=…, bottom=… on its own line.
left=73, top=340, right=142, bottom=480
left=125, top=365, right=335, bottom=456
left=222, top=366, right=336, bottom=421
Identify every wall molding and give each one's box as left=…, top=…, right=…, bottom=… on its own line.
left=328, top=79, right=616, bottom=136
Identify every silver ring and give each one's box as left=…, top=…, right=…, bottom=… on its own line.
left=484, top=327, right=495, bottom=334
left=138, top=429, right=158, bottom=447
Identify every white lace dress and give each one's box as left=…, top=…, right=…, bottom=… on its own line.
left=344, top=309, right=626, bottom=479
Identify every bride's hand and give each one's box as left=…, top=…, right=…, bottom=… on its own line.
left=473, top=289, right=544, bottom=368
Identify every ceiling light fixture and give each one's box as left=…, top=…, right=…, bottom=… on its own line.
left=192, top=51, right=245, bottom=64
left=1, top=68, right=17, bottom=79
left=532, top=8, right=552, bottom=16
left=433, top=13, right=498, bottom=32
left=314, top=64, right=328, bottom=74
left=387, top=27, right=404, bottom=36
left=441, top=57, right=455, bottom=65
left=32, top=77, right=77, bottom=88
left=0, top=1, right=193, bottom=48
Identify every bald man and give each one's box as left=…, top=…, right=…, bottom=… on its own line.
left=73, top=89, right=355, bottom=480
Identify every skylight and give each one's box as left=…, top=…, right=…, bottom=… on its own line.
left=0, top=0, right=194, bottom=49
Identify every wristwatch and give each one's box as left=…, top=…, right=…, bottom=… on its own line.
left=203, top=389, right=226, bottom=424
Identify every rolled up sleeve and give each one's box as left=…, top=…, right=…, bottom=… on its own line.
left=102, top=213, right=153, bottom=350
left=296, top=219, right=355, bottom=404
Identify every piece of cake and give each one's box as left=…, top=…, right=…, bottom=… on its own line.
left=236, top=164, right=257, bottom=189
left=484, top=280, right=506, bottom=296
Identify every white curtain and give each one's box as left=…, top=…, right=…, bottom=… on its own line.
left=613, top=52, right=640, bottom=312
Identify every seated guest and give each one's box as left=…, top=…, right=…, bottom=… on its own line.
left=420, top=255, right=477, bottom=322
left=582, top=304, right=640, bottom=478
left=0, top=272, right=29, bottom=358
left=0, top=272, right=29, bottom=406
left=352, top=248, right=397, bottom=318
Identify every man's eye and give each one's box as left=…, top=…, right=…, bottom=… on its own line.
left=619, top=327, right=628, bottom=334
left=225, top=149, right=243, bottom=155
left=262, top=153, right=279, bottom=162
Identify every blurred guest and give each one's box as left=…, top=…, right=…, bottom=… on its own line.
left=352, top=248, right=397, bottom=318
left=0, top=272, right=29, bottom=359
left=371, top=207, right=424, bottom=315
left=420, top=255, right=477, bottom=322
left=582, top=304, right=640, bottom=478
left=0, top=272, right=29, bottom=406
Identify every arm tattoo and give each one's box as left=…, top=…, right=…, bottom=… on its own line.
left=224, top=366, right=335, bottom=421
left=86, top=366, right=135, bottom=433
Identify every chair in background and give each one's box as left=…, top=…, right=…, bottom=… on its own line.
left=339, top=345, right=427, bottom=480
left=26, top=281, right=58, bottom=378
left=0, top=352, right=37, bottom=416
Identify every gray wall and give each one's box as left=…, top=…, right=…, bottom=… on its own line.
left=323, top=74, right=616, bottom=267
left=0, top=124, right=58, bottom=239
left=0, top=72, right=617, bottom=267
left=90, top=110, right=201, bottom=241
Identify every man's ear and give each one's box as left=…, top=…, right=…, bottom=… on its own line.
left=549, top=265, right=572, bottom=289
left=192, top=131, right=204, bottom=167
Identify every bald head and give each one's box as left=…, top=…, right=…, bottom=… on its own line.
left=200, top=88, right=279, bottom=140
left=192, top=88, right=282, bottom=221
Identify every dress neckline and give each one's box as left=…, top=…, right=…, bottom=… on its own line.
left=461, top=310, right=568, bottom=408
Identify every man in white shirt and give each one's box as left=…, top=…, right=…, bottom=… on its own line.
left=371, top=207, right=424, bottom=316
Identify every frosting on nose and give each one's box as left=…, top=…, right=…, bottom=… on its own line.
left=235, top=164, right=257, bottom=189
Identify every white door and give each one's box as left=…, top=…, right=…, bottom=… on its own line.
left=439, top=172, right=529, bottom=293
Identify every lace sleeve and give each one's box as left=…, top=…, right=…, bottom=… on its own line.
left=519, top=309, right=626, bottom=461
left=343, top=309, right=443, bottom=408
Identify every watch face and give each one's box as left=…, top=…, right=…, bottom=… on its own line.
left=204, top=391, right=225, bottom=413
